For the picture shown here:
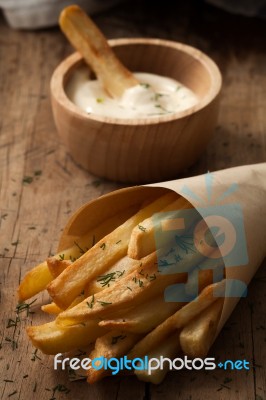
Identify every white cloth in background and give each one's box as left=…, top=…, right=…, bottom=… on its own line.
left=0, top=0, right=126, bottom=29
left=206, top=0, right=266, bottom=17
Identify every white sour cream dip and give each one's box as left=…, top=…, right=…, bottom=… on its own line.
left=66, top=67, right=198, bottom=119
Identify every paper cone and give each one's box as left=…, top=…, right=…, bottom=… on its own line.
left=148, top=162, right=266, bottom=334
left=59, top=163, right=266, bottom=337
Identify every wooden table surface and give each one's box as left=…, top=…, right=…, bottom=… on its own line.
left=0, top=1, right=265, bottom=399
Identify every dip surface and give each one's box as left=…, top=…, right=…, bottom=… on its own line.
left=66, top=67, right=198, bottom=119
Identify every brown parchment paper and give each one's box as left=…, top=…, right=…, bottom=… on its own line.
left=59, top=163, right=266, bottom=338
left=148, top=162, right=266, bottom=334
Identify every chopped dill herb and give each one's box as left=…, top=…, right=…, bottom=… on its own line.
left=33, top=382, right=37, bottom=392
left=16, top=299, right=37, bottom=316
left=69, top=255, right=77, bottom=262
left=97, top=272, right=116, bottom=287
left=149, top=274, right=156, bottom=281
left=111, top=335, right=126, bottom=345
left=4, top=379, right=14, bottom=383
left=175, top=235, right=195, bottom=253
left=96, top=97, right=104, bottom=103
left=11, top=240, right=19, bottom=246
left=6, top=317, right=20, bottom=328
left=50, top=384, right=70, bottom=398
left=220, top=383, right=231, bottom=390
left=23, top=375, right=28, bottom=379
left=127, top=286, right=132, bottom=291
left=59, top=253, right=65, bottom=261
left=138, top=279, right=144, bottom=287
left=138, top=225, right=146, bottom=232
left=31, top=348, right=41, bottom=361
left=97, top=270, right=124, bottom=287
left=74, top=241, right=86, bottom=255
left=158, top=259, right=175, bottom=268
left=97, top=300, right=112, bottom=306
left=34, top=170, right=42, bottom=176
left=154, top=93, right=163, bottom=101
left=22, top=176, right=33, bottom=184
left=116, top=240, right=122, bottom=244
left=87, top=294, right=94, bottom=309
left=100, top=243, right=106, bottom=250
left=139, top=269, right=144, bottom=275
left=132, top=276, right=137, bottom=283
left=5, top=337, right=18, bottom=350
left=140, top=83, right=150, bottom=89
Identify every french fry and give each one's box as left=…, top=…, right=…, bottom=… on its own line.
left=55, top=252, right=187, bottom=326
left=48, top=192, right=178, bottom=309
left=128, top=196, right=192, bottom=259
left=18, top=205, right=138, bottom=301
left=180, top=299, right=223, bottom=357
left=41, top=292, right=86, bottom=315
left=134, top=331, right=181, bottom=384
left=47, top=258, right=72, bottom=279
left=128, top=280, right=225, bottom=359
left=85, top=256, right=141, bottom=296
left=98, top=294, right=182, bottom=334
left=98, top=263, right=219, bottom=333
left=27, top=320, right=105, bottom=355
left=41, top=303, right=62, bottom=315
left=18, top=262, right=53, bottom=303
left=59, top=5, right=139, bottom=98
left=55, top=231, right=221, bottom=326
left=87, top=330, right=142, bottom=383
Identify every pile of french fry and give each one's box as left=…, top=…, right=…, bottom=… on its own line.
left=18, top=190, right=226, bottom=384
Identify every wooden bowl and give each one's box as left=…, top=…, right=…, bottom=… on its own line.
left=50, top=38, right=222, bottom=183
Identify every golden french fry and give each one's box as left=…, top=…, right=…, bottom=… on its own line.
left=55, top=252, right=188, bottom=326
left=27, top=320, right=104, bottom=355
left=41, top=291, right=86, bottom=315
left=134, top=331, right=181, bottom=384
left=18, top=205, right=137, bottom=302
left=48, top=192, right=178, bottom=309
left=128, top=280, right=225, bottom=359
left=180, top=299, right=223, bottom=358
left=128, top=196, right=191, bottom=259
left=47, top=258, right=72, bottom=279
left=85, top=256, right=141, bottom=296
left=99, top=261, right=218, bottom=333
left=41, top=302, right=62, bottom=315
left=59, top=5, right=138, bottom=98
left=18, top=262, right=53, bottom=303
left=87, top=330, right=142, bottom=383
left=99, top=294, right=182, bottom=334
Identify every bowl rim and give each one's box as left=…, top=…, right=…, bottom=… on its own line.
left=50, top=37, right=222, bottom=126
